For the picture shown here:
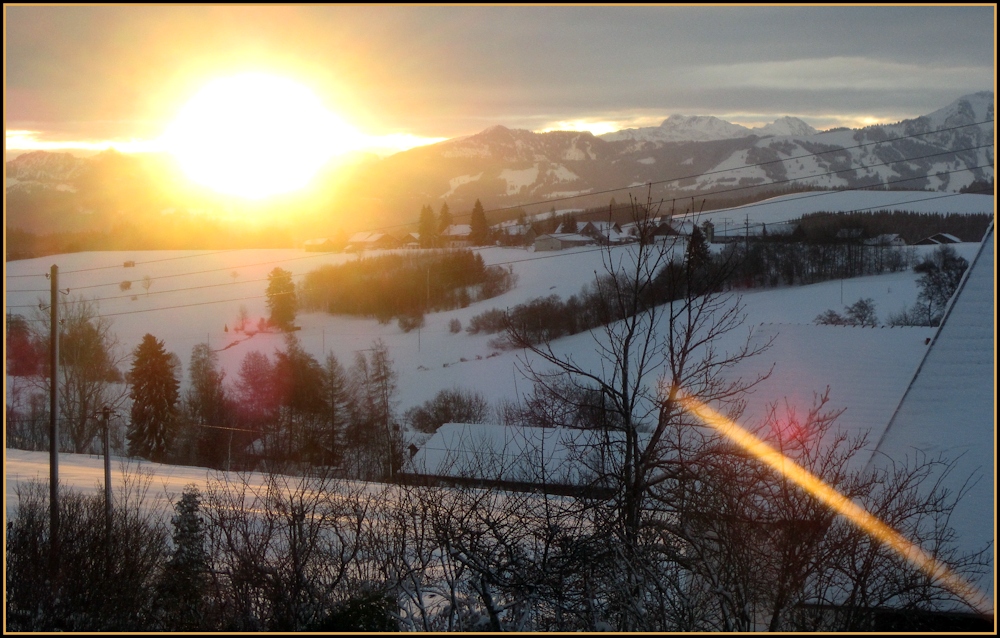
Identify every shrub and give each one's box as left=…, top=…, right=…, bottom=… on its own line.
left=398, top=312, right=425, bottom=333
left=466, top=308, right=508, bottom=335
left=404, top=387, right=490, bottom=433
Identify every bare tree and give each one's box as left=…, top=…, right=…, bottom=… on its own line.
left=504, top=193, right=773, bottom=630
left=345, top=340, right=402, bottom=480
left=32, top=295, right=129, bottom=453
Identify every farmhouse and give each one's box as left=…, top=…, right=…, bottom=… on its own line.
left=864, top=223, right=994, bottom=618
left=441, top=224, right=473, bottom=248
left=403, top=422, right=646, bottom=496
left=303, top=237, right=336, bottom=252
left=345, top=231, right=401, bottom=251
left=914, top=232, right=962, bottom=245
left=533, top=232, right=595, bottom=251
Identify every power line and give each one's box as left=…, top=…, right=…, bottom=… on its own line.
left=456, top=118, right=995, bottom=219
left=6, top=133, right=993, bottom=316
left=6, top=168, right=992, bottom=318
left=6, top=119, right=992, bottom=288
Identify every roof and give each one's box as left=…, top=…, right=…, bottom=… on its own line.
left=442, top=224, right=472, bottom=237
left=916, top=232, right=963, bottom=245
left=866, top=224, right=995, bottom=611
left=722, top=322, right=936, bottom=467
left=407, top=422, right=646, bottom=490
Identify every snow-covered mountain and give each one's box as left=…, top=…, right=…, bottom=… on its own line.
left=755, top=116, right=818, bottom=138
left=600, top=114, right=818, bottom=143
left=5, top=93, right=993, bottom=242
left=5, top=150, right=86, bottom=188
left=601, top=115, right=755, bottom=143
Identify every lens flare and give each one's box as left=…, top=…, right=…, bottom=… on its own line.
left=677, top=392, right=991, bottom=615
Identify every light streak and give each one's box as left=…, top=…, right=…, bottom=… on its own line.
left=678, top=393, right=992, bottom=616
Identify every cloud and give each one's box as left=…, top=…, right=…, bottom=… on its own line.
left=685, top=57, right=990, bottom=93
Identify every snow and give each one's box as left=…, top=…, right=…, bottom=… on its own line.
left=601, top=114, right=819, bottom=143
left=544, top=189, right=592, bottom=199
left=755, top=116, right=818, bottom=138
left=548, top=164, right=580, bottom=182
left=5, top=192, right=994, bottom=609
left=866, top=225, right=995, bottom=611
left=677, top=191, right=994, bottom=235
left=498, top=166, right=539, bottom=194
left=442, top=172, right=483, bottom=198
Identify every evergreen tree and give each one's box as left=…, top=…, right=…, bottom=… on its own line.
left=234, top=350, right=280, bottom=457
left=273, top=334, right=326, bottom=462
left=186, top=343, right=229, bottom=468
left=685, top=224, right=711, bottom=272
left=266, top=267, right=297, bottom=330
left=417, top=204, right=437, bottom=248
left=156, top=485, right=209, bottom=631
left=127, top=334, right=180, bottom=462
left=321, top=353, right=352, bottom=467
left=563, top=213, right=578, bottom=234
left=438, top=202, right=453, bottom=233
left=469, top=198, right=488, bottom=245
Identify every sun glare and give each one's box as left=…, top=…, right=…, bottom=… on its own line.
left=162, top=73, right=362, bottom=199
left=678, top=392, right=992, bottom=615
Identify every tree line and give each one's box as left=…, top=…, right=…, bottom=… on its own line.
left=298, top=250, right=516, bottom=326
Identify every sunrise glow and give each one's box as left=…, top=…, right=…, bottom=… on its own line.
left=161, top=73, right=363, bottom=199
left=678, top=392, right=992, bottom=615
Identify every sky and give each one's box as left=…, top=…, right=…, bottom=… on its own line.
left=4, top=5, right=996, bottom=156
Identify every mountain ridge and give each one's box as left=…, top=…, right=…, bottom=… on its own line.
left=5, top=92, right=994, bottom=242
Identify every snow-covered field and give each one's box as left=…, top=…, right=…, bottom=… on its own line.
left=4, top=240, right=980, bottom=413
left=4, top=193, right=992, bottom=518
left=679, top=191, right=994, bottom=234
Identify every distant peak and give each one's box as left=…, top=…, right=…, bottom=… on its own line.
left=481, top=124, right=511, bottom=134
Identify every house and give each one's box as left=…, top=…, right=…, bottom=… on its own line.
left=402, top=232, right=421, bottom=249
left=863, top=233, right=906, bottom=247
left=345, top=231, right=401, bottom=251
left=534, top=233, right=595, bottom=252
left=579, top=221, right=628, bottom=244
left=865, top=223, right=994, bottom=619
left=303, top=238, right=336, bottom=252
left=835, top=227, right=865, bottom=241
left=441, top=224, right=473, bottom=248
left=914, top=232, right=962, bottom=245
left=495, top=222, right=537, bottom=246
left=402, top=422, right=646, bottom=497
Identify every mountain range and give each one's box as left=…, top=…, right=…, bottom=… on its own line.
left=5, top=92, right=994, bottom=244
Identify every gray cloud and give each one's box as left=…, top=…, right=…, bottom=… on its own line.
left=5, top=5, right=995, bottom=141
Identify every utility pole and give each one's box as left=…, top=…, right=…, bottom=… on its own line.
left=102, top=405, right=112, bottom=541
left=49, top=264, right=60, bottom=580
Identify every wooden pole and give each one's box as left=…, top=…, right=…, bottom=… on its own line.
left=49, top=264, right=60, bottom=579
left=103, top=406, right=112, bottom=540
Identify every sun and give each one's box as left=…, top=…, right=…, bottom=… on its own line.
left=162, top=73, right=361, bottom=199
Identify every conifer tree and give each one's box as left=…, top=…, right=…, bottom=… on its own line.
left=187, top=343, right=229, bottom=468
left=266, top=267, right=297, bottom=330
left=156, top=485, right=209, bottom=630
left=321, top=353, right=352, bottom=466
left=438, top=202, right=453, bottom=233
left=417, top=204, right=437, bottom=248
left=470, top=198, right=488, bottom=245
left=127, top=334, right=180, bottom=462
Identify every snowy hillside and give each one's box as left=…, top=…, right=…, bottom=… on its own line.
left=675, top=191, right=995, bottom=236
left=5, top=240, right=983, bottom=422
